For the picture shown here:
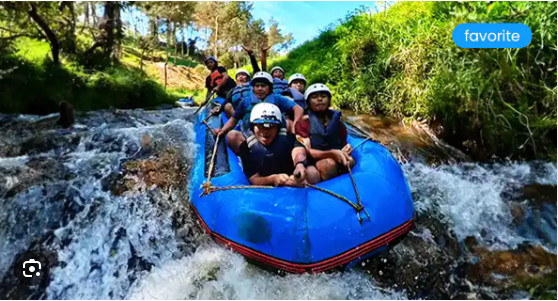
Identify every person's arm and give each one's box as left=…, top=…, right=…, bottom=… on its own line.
left=249, top=52, right=260, bottom=73
left=292, top=104, right=303, bottom=124
left=277, top=95, right=303, bottom=129
left=213, top=73, right=231, bottom=93
left=308, top=148, right=351, bottom=167
left=249, top=173, right=297, bottom=187
left=242, top=45, right=261, bottom=73
left=214, top=117, right=238, bottom=136
left=339, top=123, right=352, bottom=154
left=292, top=146, right=307, bottom=183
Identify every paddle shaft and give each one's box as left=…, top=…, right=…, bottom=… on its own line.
left=194, top=91, right=216, bottom=115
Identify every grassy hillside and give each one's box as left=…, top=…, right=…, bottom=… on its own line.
left=0, top=36, right=206, bottom=114
left=270, top=1, right=557, bottom=159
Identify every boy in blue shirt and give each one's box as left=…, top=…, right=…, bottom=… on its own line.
left=213, top=72, right=304, bottom=155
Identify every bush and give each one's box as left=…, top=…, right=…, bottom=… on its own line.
left=273, top=1, right=557, bottom=159
left=0, top=39, right=173, bottom=115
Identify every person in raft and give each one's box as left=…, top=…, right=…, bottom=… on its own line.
left=284, top=73, right=307, bottom=109
left=222, top=69, right=252, bottom=117
left=292, top=83, right=355, bottom=184
left=270, top=66, right=289, bottom=95
left=204, top=56, right=236, bottom=113
left=223, top=46, right=262, bottom=117
left=238, top=103, right=307, bottom=187
left=213, top=71, right=304, bottom=154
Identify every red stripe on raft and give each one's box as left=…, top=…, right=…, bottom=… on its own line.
left=191, top=205, right=413, bottom=273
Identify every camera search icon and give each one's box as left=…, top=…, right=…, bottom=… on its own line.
left=13, top=251, right=49, bottom=286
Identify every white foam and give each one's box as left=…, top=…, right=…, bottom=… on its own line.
left=404, top=161, right=557, bottom=248
left=128, top=246, right=405, bottom=300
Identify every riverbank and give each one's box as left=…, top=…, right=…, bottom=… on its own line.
left=0, top=37, right=205, bottom=115
left=271, top=1, right=557, bottom=161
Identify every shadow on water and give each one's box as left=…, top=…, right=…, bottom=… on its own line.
left=0, top=109, right=555, bottom=299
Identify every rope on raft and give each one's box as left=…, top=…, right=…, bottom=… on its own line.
left=199, top=115, right=371, bottom=224
left=200, top=182, right=370, bottom=224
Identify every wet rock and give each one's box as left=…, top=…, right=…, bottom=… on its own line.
left=508, top=201, right=526, bottom=225
left=110, top=148, right=187, bottom=195
left=465, top=243, right=557, bottom=298
left=0, top=156, right=68, bottom=198
left=362, top=215, right=465, bottom=299
left=19, top=132, right=81, bottom=156
left=466, top=244, right=556, bottom=283
left=521, top=184, right=557, bottom=206
left=57, top=101, right=75, bottom=129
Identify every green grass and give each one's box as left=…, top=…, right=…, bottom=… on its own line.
left=269, top=1, right=557, bottom=159
left=12, top=38, right=51, bottom=64
left=0, top=38, right=174, bottom=114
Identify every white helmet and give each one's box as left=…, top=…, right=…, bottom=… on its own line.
left=235, top=69, right=251, bottom=78
left=288, top=73, right=306, bottom=85
left=304, top=83, right=331, bottom=100
left=250, top=71, right=273, bottom=87
left=250, top=103, right=282, bottom=127
left=269, top=66, right=284, bottom=75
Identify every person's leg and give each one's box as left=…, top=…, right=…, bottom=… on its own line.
left=226, top=130, right=245, bottom=155
left=315, top=158, right=339, bottom=181
left=306, top=165, right=321, bottom=184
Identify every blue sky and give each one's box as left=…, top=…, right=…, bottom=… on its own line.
left=122, top=1, right=379, bottom=51
left=251, top=1, right=376, bottom=48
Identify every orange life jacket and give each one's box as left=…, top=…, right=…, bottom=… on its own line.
left=209, top=70, right=224, bottom=87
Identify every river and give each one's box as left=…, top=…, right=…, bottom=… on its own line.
left=0, top=108, right=555, bottom=299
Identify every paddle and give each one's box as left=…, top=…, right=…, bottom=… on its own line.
left=194, top=91, right=216, bottom=115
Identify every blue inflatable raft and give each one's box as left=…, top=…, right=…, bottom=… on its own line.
left=189, top=102, right=414, bottom=273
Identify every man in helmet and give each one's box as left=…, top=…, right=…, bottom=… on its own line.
left=214, top=71, right=304, bottom=154
left=238, top=103, right=307, bottom=187
left=282, top=73, right=307, bottom=108
left=204, top=56, right=236, bottom=100
left=292, top=83, right=354, bottom=184
left=270, top=66, right=289, bottom=95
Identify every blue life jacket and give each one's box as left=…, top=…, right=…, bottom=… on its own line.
left=230, top=82, right=252, bottom=110
left=308, top=109, right=344, bottom=151
left=273, top=78, right=289, bottom=95
left=243, top=127, right=294, bottom=177
left=282, top=88, right=306, bottom=109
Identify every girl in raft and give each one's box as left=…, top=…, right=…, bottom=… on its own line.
left=292, top=83, right=354, bottom=184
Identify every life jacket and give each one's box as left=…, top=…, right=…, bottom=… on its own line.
left=308, top=109, right=344, bottom=151
left=272, top=78, right=289, bottom=95
left=243, top=127, right=293, bottom=177
left=209, top=69, right=224, bottom=88
left=239, top=92, right=288, bottom=132
left=282, top=87, right=306, bottom=109
left=230, top=82, right=252, bottom=110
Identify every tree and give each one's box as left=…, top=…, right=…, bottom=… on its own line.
left=137, top=1, right=197, bottom=88
left=193, top=1, right=227, bottom=59
left=1, top=2, right=79, bottom=65
left=102, top=1, right=123, bottom=61
left=243, top=18, right=294, bottom=71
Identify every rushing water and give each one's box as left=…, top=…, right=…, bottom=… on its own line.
left=0, top=108, right=555, bottom=299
